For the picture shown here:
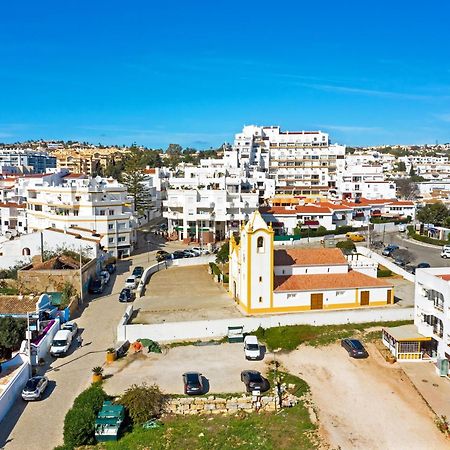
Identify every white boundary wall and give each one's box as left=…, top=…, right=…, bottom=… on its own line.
left=356, top=246, right=415, bottom=282
left=117, top=305, right=413, bottom=343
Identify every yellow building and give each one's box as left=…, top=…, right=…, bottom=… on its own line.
left=229, top=211, right=394, bottom=314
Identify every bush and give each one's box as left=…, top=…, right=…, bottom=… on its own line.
left=63, top=383, right=108, bottom=448
left=293, top=225, right=356, bottom=239
left=209, top=262, right=221, bottom=276
left=223, top=274, right=229, bottom=283
left=119, top=383, right=168, bottom=425
left=0, top=317, right=26, bottom=359
left=336, top=240, right=356, bottom=252
left=407, top=226, right=448, bottom=246
left=370, top=216, right=411, bottom=224
left=377, top=269, right=393, bottom=277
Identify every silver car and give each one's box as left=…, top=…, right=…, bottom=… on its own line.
left=22, top=376, right=49, bottom=401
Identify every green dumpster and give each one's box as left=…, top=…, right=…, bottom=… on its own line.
left=95, top=401, right=125, bottom=442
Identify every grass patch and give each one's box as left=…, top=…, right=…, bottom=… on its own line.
left=167, top=337, right=228, bottom=348
left=266, top=370, right=310, bottom=397
left=253, top=320, right=412, bottom=351
left=97, top=399, right=316, bottom=450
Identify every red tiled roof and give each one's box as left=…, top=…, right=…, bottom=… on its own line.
left=274, top=248, right=347, bottom=266
left=0, top=202, right=25, bottom=209
left=274, top=270, right=393, bottom=292
left=0, top=296, right=38, bottom=315
left=438, top=274, right=450, bottom=281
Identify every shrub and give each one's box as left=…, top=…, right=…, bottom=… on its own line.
left=377, top=269, right=393, bottom=277
left=407, top=226, right=448, bottom=246
left=119, top=383, right=168, bottom=425
left=63, top=383, right=108, bottom=448
left=209, top=262, right=221, bottom=276
left=0, top=317, right=26, bottom=359
left=336, top=240, right=356, bottom=252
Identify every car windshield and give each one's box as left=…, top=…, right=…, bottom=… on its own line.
left=63, top=324, right=73, bottom=331
left=120, top=290, right=130, bottom=297
left=126, top=278, right=135, bottom=283
left=186, top=374, right=200, bottom=384
left=248, top=372, right=263, bottom=382
left=25, top=378, right=39, bottom=390
left=91, top=280, right=102, bottom=288
left=52, top=340, right=67, bottom=347
left=246, top=344, right=259, bottom=350
left=350, top=340, right=364, bottom=350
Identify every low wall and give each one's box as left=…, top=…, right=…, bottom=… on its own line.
left=30, top=319, right=60, bottom=365
left=356, top=246, right=414, bottom=282
left=117, top=305, right=414, bottom=343
left=0, top=354, right=29, bottom=424
left=372, top=222, right=400, bottom=233
left=166, top=393, right=297, bottom=415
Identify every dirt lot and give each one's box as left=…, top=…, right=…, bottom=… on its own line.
left=279, top=343, right=448, bottom=450
left=103, top=342, right=267, bottom=395
left=131, top=265, right=242, bottom=324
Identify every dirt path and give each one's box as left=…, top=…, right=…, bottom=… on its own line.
left=279, top=343, right=449, bottom=450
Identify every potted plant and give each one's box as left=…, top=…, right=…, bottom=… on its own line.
left=106, top=347, right=116, bottom=363
left=92, top=366, right=104, bottom=383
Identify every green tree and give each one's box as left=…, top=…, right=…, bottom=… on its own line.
left=0, top=317, right=26, bottom=358
left=396, top=161, right=406, bottom=172
left=122, top=151, right=153, bottom=215
left=216, top=242, right=230, bottom=265
left=417, top=202, right=449, bottom=226
left=394, top=178, right=419, bottom=200
left=166, top=143, right=182, bottom=155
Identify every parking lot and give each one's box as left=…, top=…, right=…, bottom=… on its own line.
left=103, top=342, right=267, bottom=395
left=131, top=265, right=242, bottom=324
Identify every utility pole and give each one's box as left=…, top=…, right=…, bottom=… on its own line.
left=40, top=231, right=44, bottom=262
left=79, top=245, right=84, bottom=305
left=26, top=312, right=32, bottom=375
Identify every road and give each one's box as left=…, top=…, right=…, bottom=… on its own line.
left=0, top=231, right=185, bottom=450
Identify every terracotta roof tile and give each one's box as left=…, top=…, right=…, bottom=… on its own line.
left=0, top=296, right=38, bottom=315
left=274, top=270, right=393, bottom=292
left=274, top=248, right=347, bottom=266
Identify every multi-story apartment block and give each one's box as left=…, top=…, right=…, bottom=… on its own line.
left=163, top=159, right=267, bottom=242
left=334, top=163, right=396, bottom=200
left=23, top=172, right=137, bottom=258
left=0, top=149, right=56, bottom=173
left=224, top=125, right=346, bottom=197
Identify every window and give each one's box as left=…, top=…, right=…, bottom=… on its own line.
left=259, top=276, right=262, bottom=282
left=108, top=224, right=114, bottom=230
left=287, top=293, right=296, bottom=299
left=108, top=237, right=114, bottom=243
left=258, top=296, right=263, bottom=303
left=109, top=210, right=114, bottom=215
left=336, top=291, right=345, bottom=296
left=118, top=236, right=126, bottom=242
left=257, top=236, right=264, bottom=253
left=99, top=210, right=106, bottom=216
left=35, top=205, right=42, bottom=212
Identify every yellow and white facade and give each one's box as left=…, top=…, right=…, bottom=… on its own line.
left=229, top=211, right=394, bottom=315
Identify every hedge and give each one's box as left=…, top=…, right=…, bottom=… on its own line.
left=370, top=216, right=412, bottom=224
left=377, top=269, right=393, bottom=277
left=293, top=225, right=356, bottom=239
left=63, top=383, right=108, bottom=449
left=407, top=225, right=448, bottom=246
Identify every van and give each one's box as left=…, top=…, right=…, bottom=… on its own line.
left=50, top=329, right=73, bottom=357
left=244, top=335, right=261, bottom=360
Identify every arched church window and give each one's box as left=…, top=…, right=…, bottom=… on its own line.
left=257, top=236, right=264, bottom=253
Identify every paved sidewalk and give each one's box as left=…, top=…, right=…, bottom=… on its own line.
left=0, top=231, right=187, bottom=450
left=401, top=361, right=450, bottom=419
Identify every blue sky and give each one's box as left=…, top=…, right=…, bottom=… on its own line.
left=1, top=1, right=450, bottom=148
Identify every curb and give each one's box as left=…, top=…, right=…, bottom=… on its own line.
left=398, top=235, right=443, bottom=250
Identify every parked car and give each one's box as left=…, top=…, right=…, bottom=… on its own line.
left=244, top=335, right=261, bottom=360
left=182, top=250, right=197, bottom=258
left=341, top=338, right=368, bottom=358
left=132, top=266, right=144, bottom=279
left=382, top=244, right=399, bottom=257
left=412, top=262, right=431, bottom=274
left=441, top=248, right=450, bottom=259
left=105, top=263, right=116, bottom=274
left=50, top=329, right=73, bottom=357
left=100, top=270, right=111, bottom=285
left=394, top=256, right=406, bottom=267
left=398, top=224, right=406, bottom=232
left=240, top=370, right=270, bottom=393
left=124, top=275, right=138, bottom=290
left=22, top=376, right=49, bottom=401
left=171, top=251, right=185, bottom=260
left=346, top=232, right=365, bottom=242
left=156, top=251, right=170, bottom=262
left=188, top=248, right=202, bottom=256
left=119, top=288, right=135, bottom=302
left=191, top=247, right=210, bottom=255
left=182, top=372, right=204, bottom=395
left=88, top=278, right=105, bottom=294
left=61, top=321, right=78, bottom=338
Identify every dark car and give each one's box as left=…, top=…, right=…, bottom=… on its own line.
left=171, top=251, right=185, bottom=260
left=88, top=278, right=104, bottom=294
left=394, top=256, right=406, bottom=267
left=132, top=266, right=144, bottom=279
left=382, top=244, right=399, bottom=257
left=105, top=263, right=116, bottom=274
left=156, top=251, right=170, bottom=262
left=412, top=262, right=431, bottom=274
left=240, top=370, right=270, bottom=393
left=182, top=372, right=204, bottom=395
left=119, top=288, right=135, bottom=303
left=341, top=339, right=369, bottom=358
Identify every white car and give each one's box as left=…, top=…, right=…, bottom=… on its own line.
left=61, top=321, right=78, bottom=338
left=244, top=335, right=261, bottom=360
left=22, top=376, right=49, bottom=401
left=124, top=275, right=138, bottom=290
left=441, top=248, right=450, bottom=259
left=398, top=224, right=406, bottom=232
left=191, top=247, right=210, bottom=255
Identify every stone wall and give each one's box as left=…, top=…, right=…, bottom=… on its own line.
left=165, top=393, right=298, bottom=416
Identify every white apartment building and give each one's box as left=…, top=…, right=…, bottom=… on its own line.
left=0, top=149, right=56, bottom=173
left=334, top=163, right=396, bottom=200
left=24, top=172, right=137, bottom=258
left=163, top=159, right=267, bottom=242
left=414, top=268, right=450, bottom=363
left=224, top=125, right=346, bottom=197
left=143, top=167, right=170, bottom=221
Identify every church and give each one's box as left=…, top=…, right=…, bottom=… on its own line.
left=228, top=211, right=394, bottom=315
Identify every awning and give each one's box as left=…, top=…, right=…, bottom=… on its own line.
left=303, top=220, right=320, bottom=226
left=382, top=324, right=431, bottom=342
